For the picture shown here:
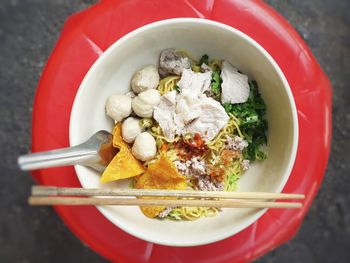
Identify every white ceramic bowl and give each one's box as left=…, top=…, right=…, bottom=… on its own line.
left=69, top=18, right=298, bottom=247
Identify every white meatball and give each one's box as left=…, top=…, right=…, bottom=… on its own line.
left=132, top=89, right=161, bottom=118
left=132, top=132, right=157, bottom=161
left=121, top=117, right=142, bottom=143
left=105, top=94, right=132, bottom=122
left=131, top=65, right=160, bottom=94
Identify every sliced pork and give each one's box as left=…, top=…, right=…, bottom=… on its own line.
left=177, top=69, right=212, bottom=97
left=154, top=93, right=228, bottom=141
left=153, top=91, right=177, bottom=140
left=220, top=60, right=250, bottom=104
left=179, top=96, right=229, bottom=141
left=174, top=93, right=202, bottom=129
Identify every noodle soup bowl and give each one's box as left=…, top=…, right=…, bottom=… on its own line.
left=70, top=18, right=298, bottom=246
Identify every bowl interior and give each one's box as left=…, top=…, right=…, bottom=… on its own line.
left=69, top=18, right=298, bottom=246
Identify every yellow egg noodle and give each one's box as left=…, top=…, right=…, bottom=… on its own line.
left=157, top=76, right=180, bottom=95
left=167, top=207, right=220, bottom=221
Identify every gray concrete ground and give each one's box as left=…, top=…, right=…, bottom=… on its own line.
left=0, top=0, right=349, bottom=262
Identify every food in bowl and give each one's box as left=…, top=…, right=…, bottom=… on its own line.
left=101, top=48, right=268, bottom=221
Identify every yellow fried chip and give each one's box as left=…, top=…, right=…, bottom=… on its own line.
left=100, top=123, right=144, bottom=183
left=134, top=155, right=187, bottom=218
left=112, top=123, right=128, bottom=149
left=135, top=155, right=187, bottom=190
left=101, top=146, right=145, bottom=183
left=138, top=199, right=165, bottom=218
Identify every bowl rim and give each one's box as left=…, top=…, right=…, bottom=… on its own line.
left=69, top=17, right=299, bottom=247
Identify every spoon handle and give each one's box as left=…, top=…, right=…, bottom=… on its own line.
left=18, top=130, right=112, bottom=172
left=17, top=145, right=99, bottom=171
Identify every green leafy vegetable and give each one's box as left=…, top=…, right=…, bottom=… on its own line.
left=224, top=80, right=268, bottom=161
left=174, top=85, right=180, bottom=93
left=225, top=172, right=240, bottom=191
left=211, top=71, right=222, bottom=97
left=197, top=54, right=222, bottom=100
left=199, top=54, right=209, bottom=66
left=167, top=209, right=182, bottom=221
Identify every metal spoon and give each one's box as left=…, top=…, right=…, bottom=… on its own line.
left=18, top=130, right=117, bottom=172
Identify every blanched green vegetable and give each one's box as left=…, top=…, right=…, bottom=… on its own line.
left=199, top=54, right=209, bottom=66
left=198, top=54, right=223, bottom=100
left=224, top=80, right=268, bottom=161
left=225, top=172, right=240, bottom=191
left=174, top=85, right=180, bottom=93
left=211, top=71, right=222, bottom=97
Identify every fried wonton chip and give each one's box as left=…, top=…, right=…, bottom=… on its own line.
left=134, top=155, right=187, bottom=218
left=101, top=146, right=145, bottom=183
left=100, top=124, right=144, bottom=183
left=112, top=123, right=128, bottom=149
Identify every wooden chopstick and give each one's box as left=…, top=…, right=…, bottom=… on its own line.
left=28, top=196, right=302, bottom=208
left=29, top=186, right=304, bottom=209
left=31, top=186, right=305, bottom=200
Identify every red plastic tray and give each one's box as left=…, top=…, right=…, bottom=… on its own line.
left=31, top=0, right=332, bottom=262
